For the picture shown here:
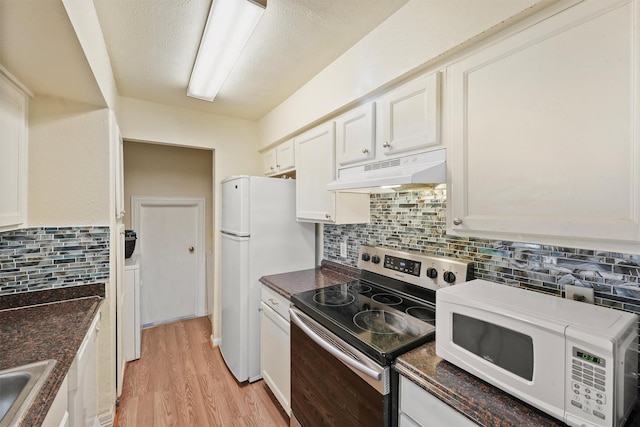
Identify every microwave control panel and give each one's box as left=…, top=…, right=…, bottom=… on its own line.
left=568, top=346, right=611, bottom=425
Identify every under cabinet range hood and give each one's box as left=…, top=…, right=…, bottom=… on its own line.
left=327, top=148, right=446, bottom=191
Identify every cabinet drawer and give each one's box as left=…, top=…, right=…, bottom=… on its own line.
left=400, top=376, right=476, bottom=426
left=261, top=285, right=290, bottom=320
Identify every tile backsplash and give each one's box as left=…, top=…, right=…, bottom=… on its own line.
left=0, top=226, right=110, bottom=295
left=324, top=187, right=640, bottom=313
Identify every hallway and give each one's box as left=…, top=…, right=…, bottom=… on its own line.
left=116, top=317, right=289, bottom=426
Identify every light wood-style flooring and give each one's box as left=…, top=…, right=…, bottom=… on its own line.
left=116, top=316, right=289, bottom=427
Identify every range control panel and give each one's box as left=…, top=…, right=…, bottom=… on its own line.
left=357, top=245, right=473, bottom=291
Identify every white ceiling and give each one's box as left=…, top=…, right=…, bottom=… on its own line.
left=1, top=0, right=408, bottom=120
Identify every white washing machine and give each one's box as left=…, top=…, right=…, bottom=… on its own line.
left=124, top=255, right=141, bottom=361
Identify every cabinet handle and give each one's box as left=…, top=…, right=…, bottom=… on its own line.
left=362, top=148, right=369, bottom=154
left=453, top=218, right=463, bottom=226
left=276, top=164, right=280, bottom=168
left=269, top=298, right=278, bottom=306
left=382, top=142, right=391, bottom=148
left=325, top=213, right=331, bottom=219
left=270, top=166, right=275, bottom=170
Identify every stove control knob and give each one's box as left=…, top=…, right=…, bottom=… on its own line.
left=426, top=268, right=438, bottom=279
left=361, top=253, right=371, bottom=262
left=443, top=271, right=456, bottom=284
left=371, top=255, right=381, bottom=264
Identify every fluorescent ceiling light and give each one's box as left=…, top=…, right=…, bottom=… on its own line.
left=188, top=0, right=266, bottom=102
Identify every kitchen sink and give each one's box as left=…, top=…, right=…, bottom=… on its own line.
left=0, top=360, right=56, bottom=427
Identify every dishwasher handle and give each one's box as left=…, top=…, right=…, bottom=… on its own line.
left=289, top=308, right=382, bottom=381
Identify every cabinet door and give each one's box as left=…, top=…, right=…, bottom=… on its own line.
left=111, top=111, right=125, bottom=219
left=378, top=72, right=440, bottom=157
left=276, top=139, right=295, bottom=172
left=335, top=103, right=375, bottom=167
left=42, top=375, right=69, bottom=427
left=0, top=72, right=28, bottom=228
left=447, top=0, right=640, bottom=250
left=295, top=122, right=336, bottom=222
left=263, top=148, right=277, bottom=175
left=260, top=301, right=291, bottom=416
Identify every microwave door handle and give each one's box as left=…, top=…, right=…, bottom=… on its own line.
left=289, top=308, right=382, bottom=381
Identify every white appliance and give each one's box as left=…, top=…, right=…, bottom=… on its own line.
left=220, top=176, right=315, bottom=382
left=436, top=280, right=638, bottom=427
left=124, top=255, right=141, bottom=361
left=326, top=148, right=446, bottom=191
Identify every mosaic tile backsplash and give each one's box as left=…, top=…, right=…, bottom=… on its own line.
left=0, top=226, right=110, bottom=295
left=324, top=186, right=640, bottom=314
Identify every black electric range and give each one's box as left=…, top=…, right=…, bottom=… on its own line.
left=291, top=245, right=474, bottom=366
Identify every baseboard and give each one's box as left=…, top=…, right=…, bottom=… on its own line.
left=210, top=334, right=220, bottom=347
left=99, top=408, right=115, bottom=427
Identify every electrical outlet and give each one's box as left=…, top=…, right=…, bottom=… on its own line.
left=564, top=284, right=594, bottom=304
left=340, top=241, right=347, bottom=258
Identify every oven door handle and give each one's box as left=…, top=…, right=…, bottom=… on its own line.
left=289, top=308, right=382, bottom=381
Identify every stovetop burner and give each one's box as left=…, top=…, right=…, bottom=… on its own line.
left=405, top=306, right=435, bottom=323
left=371, top=293, right=403, bottom=305
left=291, top=245, right=473, bottom=366
left=312, top=289, right=356, bottom=306
left=353, top=309, right=408, bottom=335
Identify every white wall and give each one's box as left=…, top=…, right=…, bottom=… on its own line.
left=258, top=0, right=552, bottom=148
left=29, top=96, right=110, bottom=225
left=117, top=96, right=261, bottom=342
left=62, top=0, right=119, bottom=111
left=27, top=95, right=116, bottom=422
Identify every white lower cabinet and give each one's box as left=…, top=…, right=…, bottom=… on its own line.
left=399, top=375, right=476, bottom=427
left=260, top=286, right=291, bottom=416
left=68, top=312, right=100, bottom=427
left=42, top=375, right=69, bottom=427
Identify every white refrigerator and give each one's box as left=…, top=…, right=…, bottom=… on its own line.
left=220, top=175, right=315, bottom=382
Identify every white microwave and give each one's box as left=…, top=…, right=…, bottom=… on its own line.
left=435, top=279, right=638, bottom=427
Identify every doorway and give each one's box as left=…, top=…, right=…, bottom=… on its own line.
left=132, top=197, right=206, bottom=326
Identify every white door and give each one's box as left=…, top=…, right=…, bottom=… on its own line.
left=132, top=197, right=206, bottom=327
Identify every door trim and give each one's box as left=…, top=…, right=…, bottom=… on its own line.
left=131, top=197, right=207, bottom=317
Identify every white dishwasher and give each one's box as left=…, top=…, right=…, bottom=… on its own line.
left=260, top=285, right=291, bottom=416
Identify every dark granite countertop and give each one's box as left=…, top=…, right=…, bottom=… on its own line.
left=0, top=283, right=104, bottom=426
left=259, top=259, right=360, bottom=298
left=395, top=342, right=640, bottom=427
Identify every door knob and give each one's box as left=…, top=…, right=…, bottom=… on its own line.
left=189, top=246, right=194, bottom=252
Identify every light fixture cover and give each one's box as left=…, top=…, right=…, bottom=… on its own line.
left=188, top=0, right=266, bottom=102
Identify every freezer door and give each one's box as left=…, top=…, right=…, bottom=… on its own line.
left=221, top=176, right=250, bottom=236
left=220, top=232, right=250, bottom=382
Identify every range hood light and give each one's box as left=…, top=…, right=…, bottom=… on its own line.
left=380, top=185, right=401, bottom=189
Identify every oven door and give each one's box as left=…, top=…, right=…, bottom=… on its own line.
left=289, top=307, right=391, bottom=427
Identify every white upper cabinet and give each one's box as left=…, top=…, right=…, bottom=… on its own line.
left=447, top=0, right=640, bottom=251
left=0, top=70, right=29, bottom=230
left=335, top=102, right=375, bottom=167
left=295, top=122, right=369, bottom=224
left=377, top=72, right=441, bottom=157
left=264, top=139, right=295, bottom=176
